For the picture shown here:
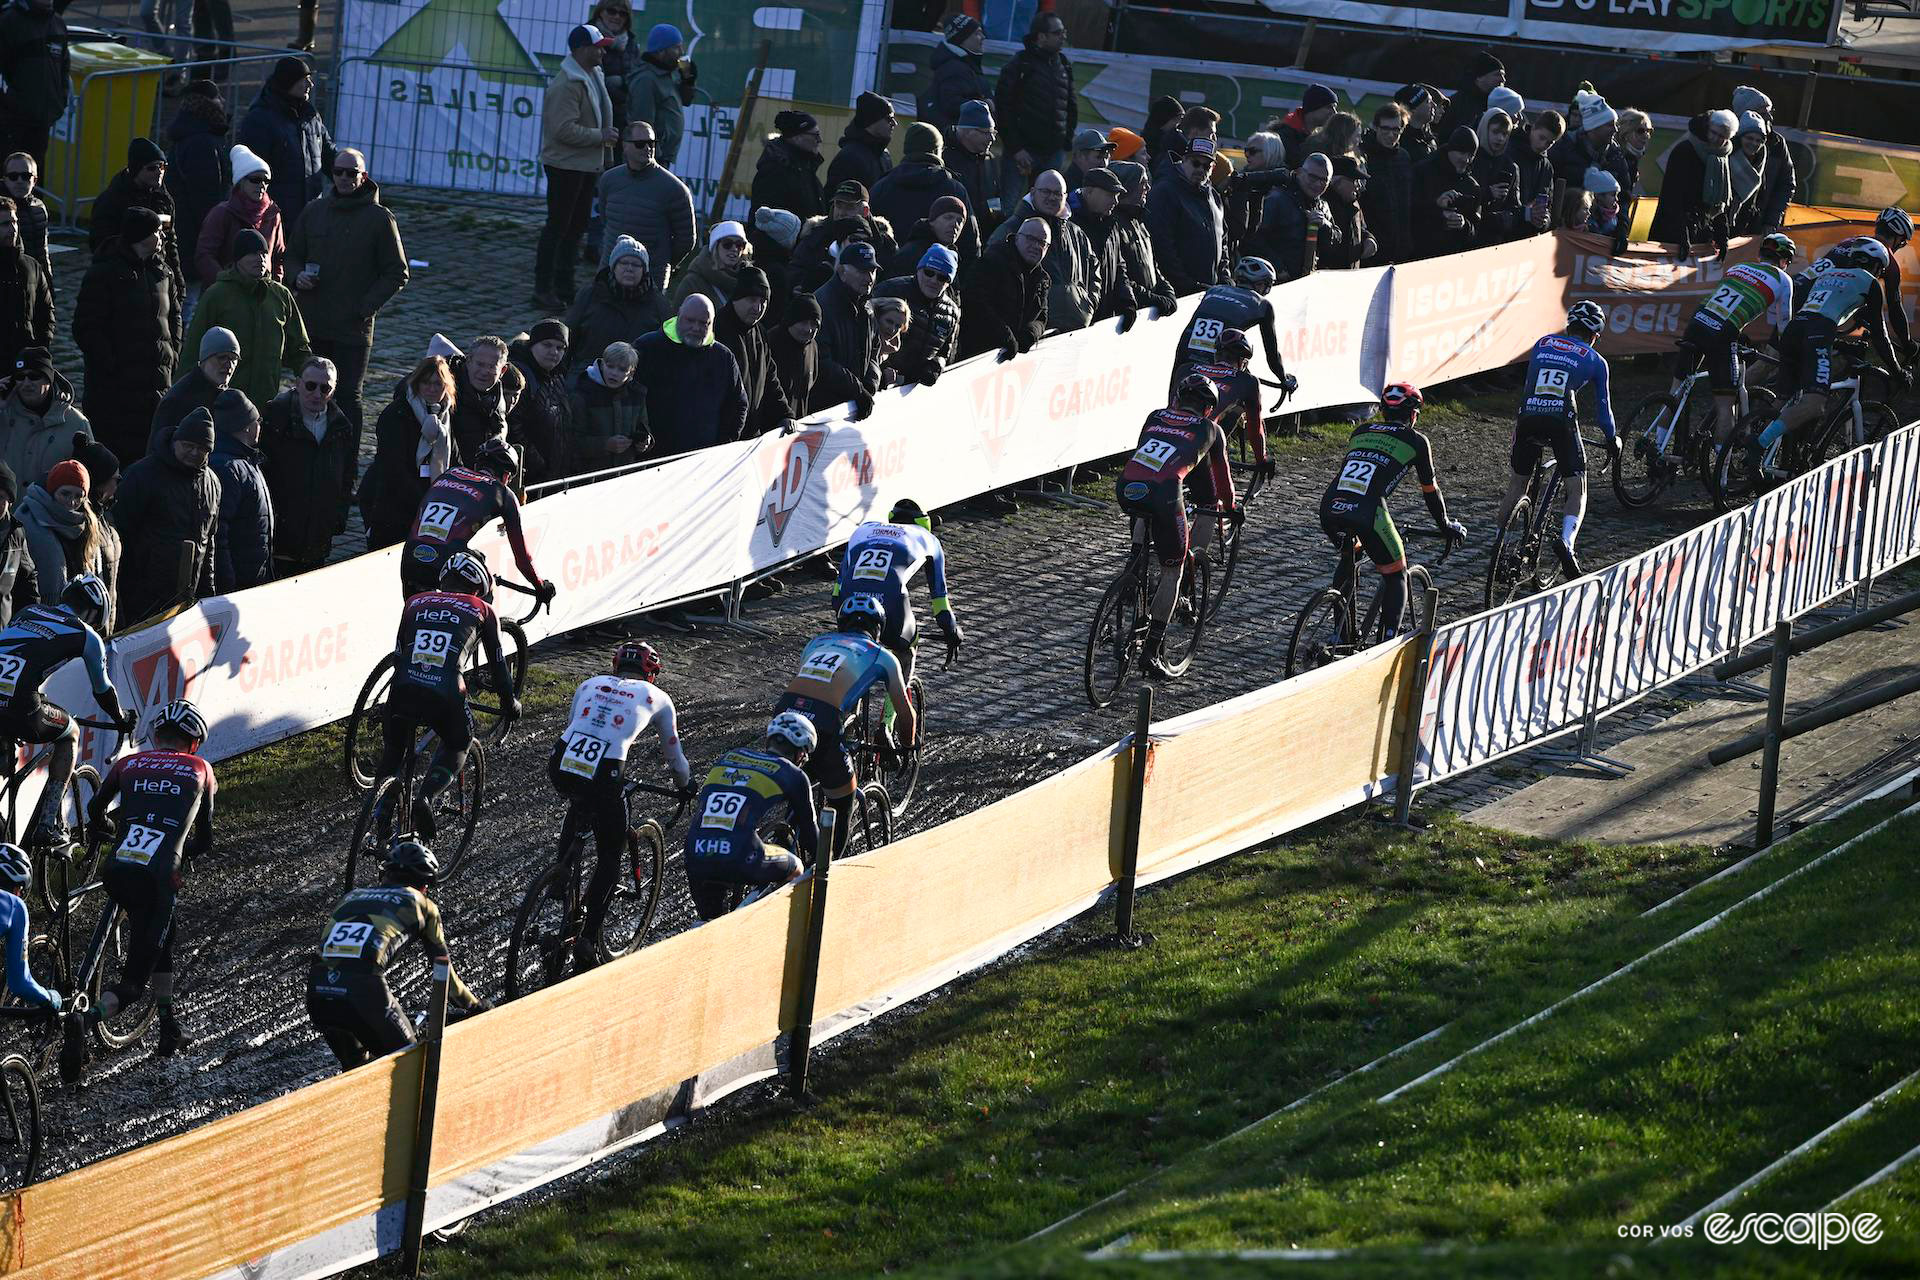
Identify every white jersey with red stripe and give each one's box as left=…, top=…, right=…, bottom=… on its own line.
left=555, top=676, right=691, bottom=787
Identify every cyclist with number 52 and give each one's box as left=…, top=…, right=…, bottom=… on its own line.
left=399, top=437, right=556, bottom=608
left=1172, top=257, right=1295, bottom=403
left=548, top=641, right=693, bottom=967
left=832, top=498, right=964, bottom=738
left=1498, top=301, right=1618, bottom=581
left=1674, top=231, right=1797, bottom=445
left=683, top=713, right=819, bottom=921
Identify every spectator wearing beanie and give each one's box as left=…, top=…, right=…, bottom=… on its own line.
left=633, top=295, right=747, bottom=453
left=751, top=110, right=828, bottom=238
left=713, top=265, right=797, bottom=435
left=770, top=291, right=825, bottom=415
left=196, top=144, right=285, bottom=286
left=1276, top=84, right=1338, bottom=170
left=887, top=192, right=973, bottom=281
left=566, top=235, right=669, bottom=370
left=670, top=219, right=755, bottom=311
left=72, top=205, right=179, bottom=460
left=829, top=91, right=898, bottom=193
left=183, top=226, right=311, bottom=425
left=89, top=136, right=186, bottom=307
left=0, top=347, right=88, bottom=490
left=1648, top=108, right=1735, bottom=257
left=1550, top=91, right=1630, bottom=200
left=1730, top=111, right=1772, bottom=237
left=1486, top=87, right=1525, bottom=127
left=928, top=14, right=991, bottom=133
left=536, top=24, right=617, bottom=311
left=1320, top=154, right=1375, bottom=269
left=1394, top=85, right=1442, bottom=165
left=237, top=55, right=334, bottom=227
left=1434, top=51, right=1505, bottom=139
left=563, top=339, right=649, bottom=477
left=1584, top=167, right=1624, bottom=241
left=1142, top=95, right=1184, bottom=166
left=945, top=100, right=1000, bottom=236
left=626, top=22, right=691, bottom=167
left=597, top=118, right=694, bottom=287
left=1108, top=128, right=1145, bottom=164
left=151, top=325, right=239, bottom=462
left=209, top=388, right=273, bottom=592
left=21, top=448, right=118, bottom=630
left=875, top=243, right=963, bottom=387
left=115, top=405, right=221, bottom=625
left=792, top=180, right=898, bottom=293
left=1732, top=87, right=1794, bottom=233
left=871, top=123, right=979, bottom=268
left=259, top=355, right=354, bottom=576
left=163, top=78, right=231, bottom=312
left=508, top=319, right=573, bottom=484
left=993, top=11, right=1076, bottom=214
left=0, top=459, right=34, bottom=626
left=1411, top=126, right=1484, bottom=259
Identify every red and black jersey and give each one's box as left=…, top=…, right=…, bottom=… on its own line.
left=402, top=466, right=538, bottom=586
left=1187, top=360, right=1266, bottom=464
left=393, top=591, right=506, bottom=698
left=1120, top=407, right=1235, bottom=502
left=92, top=750, right=217, bottom=884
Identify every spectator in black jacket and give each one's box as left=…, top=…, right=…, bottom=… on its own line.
left=1322, top=156, right=1374, bottom=269
left=828, top=92, right=897, bottom=194
left=563, top=340, right=647, bottom=474
left=749, top=109, right=828, bottom=244
left=1433, top=52, right=1505, bottom=140
left=959, top=218, right=1049, bottom=360
left=1411, top=128, right=1483, bottom=260
left=1551, top=93, right=1631, bottom=198
left=1360, top=103, right=1414, bottom=264
left=152, top=326, right=239, bottom=461
left=1513, top=109, right=1562, bottom=238
left=713, top=266, right=794, bottom=435
left=792, top=181, right=898, bottom=293
left=236, top=57, right=334, bottom=229
left=770, top=292, right=824, bottom=414
left=887, top=195, right=973, bottom=281
left=443, top=334, right=522, bottom=458
left=1253, top=155, right=1336, bottom=281
left=0, top=154, right=49, bottom=292
left=993, top=12, right=1076, bottom=216
left=1732, top=86, right=1794, bottom=233
left=927, top=15, right=992, bottom=134
left=1145, top=139, right=1226, bottom=296
left=210, top=389, right=271, bottom=592
left=0, top=195, right=51, bottom=375
left=1649, top=110, right=1735, bottom=257
left=0, top=461, right=36, bottom=626
left=72, top=207, right=179, bottom=464
left=259, top=356, right=354, bottom=576
left=872, top=124, right=979, bottom=271
left=89, top=137, right=186, bottom=316
left=814, top=241, right=881, bottom=412
left=115, top=407, right=221, bottom=626
left=565, top=235, right=668, bottom=366
left=634, top=296, right=747, bottom=452
left=1273, top=85, right=1336, bottom=171
left=507, top=322, right=571, bottom=484
left=1151, top=107, right=1222, bottom=187
left=1394, top=84, right=1441, bottom=166
left=1070, top=168, right=1138, bottom=324
left=1063, top=127, right=1118, bottom=195
left=1142, top=95, right=1183, bottom=169
left=946, top=100, right=1001, bottom=235
left=1470, top=109, right=1522, bottom=246
left=162, top=80, right=230, bottom=312
left=360, top=355, right=456, bottom=550
left=752, top=208, right=802, bottom=327
left=0, top=0, right=69, bottom=167
left=1110, top=162, right=1177, bottom=315
left=874, top=244, right=962, bottom=387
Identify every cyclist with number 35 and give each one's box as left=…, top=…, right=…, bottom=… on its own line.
left=1172, top=257, right=1294, bottom=402
left=400, top=437, right=556, bottom=608
left=548, top=641, right=693, bottom=967
left=1498, top=301, right=1618, bottom=581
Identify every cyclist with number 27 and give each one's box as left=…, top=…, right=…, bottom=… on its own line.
left=548, top=641, right=693, bottom=967
left=832, top=498, right=963, bottom=737
left=1116, top=372, right=1237, bottom=678
left=1675, top=231, right=1796, bottom=445
left=1319, top=384, right=1465, bottom=638
left=400, top=437, right=556, bottom=608
left=684, top=713, right=820, bottom=921
left=1499, top=301, right=1617, bottom=582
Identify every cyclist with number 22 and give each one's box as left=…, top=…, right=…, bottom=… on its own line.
left=400, top=437, right=556, bottom=608
left=1498, top=301, right=1618, bottom=581
left=548, top=641, right=693, bottom=967
left=684, top=713, right=820, bottom=921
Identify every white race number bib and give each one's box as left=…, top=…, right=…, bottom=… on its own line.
left=411, top=628, right=453, bottom=669
left=321, top=921, right=374, bottom=960
left=417, top=501, right=459, bottom=542
left=559, top=729, right=608, bottom=778
left=1130, top=438, right=1179, bottom=473
left=1336, top=458, right=1377, bottom=495
left=113, top=822, right=165, bottom=866
left=700, top=791, right=746, bottom=831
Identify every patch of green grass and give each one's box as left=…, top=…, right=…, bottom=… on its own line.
left=410, top=802, right=1916, bottom=1279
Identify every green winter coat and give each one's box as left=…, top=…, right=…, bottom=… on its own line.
left=625, top=57, right=685, bottom=168
left=181, top=268, right=312, bottom=419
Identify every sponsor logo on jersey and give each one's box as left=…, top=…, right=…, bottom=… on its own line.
left=130, top=777, right=183, bottom=795
left=411, top=544, right=438, bottom=562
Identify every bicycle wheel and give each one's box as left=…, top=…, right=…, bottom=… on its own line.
left=1083, top=564, right=1144, bottom=710
left=870, top=677, right=924, bottom=818
left=1204, top=516, right=1243, bottom=623
left=596, top=819, right=666, bottom=961
left=467, top=621, right=528, bottom=749
left=840, top=784, right=892, bottom=859
left=505, top=863, right=575, bottom=1000
left=429, top=742, right=486, bottom=884
left=344, top=777, right=397, bottom=893
left=1711, top=420, right=1765, bottom=512
left=1484, top=497, right=1537, bottom=609
left=1613, top=395, right=1680, bottom=508
left=32, top=764, right=99, bottom=914
left=1153, top=553, right=1211, bottom=678
left=1365, top=564, right=1438, bottom=642
left=87, top=909, right=156, bottom=1050
left=0, top=1053, right=40, bottom=1190
left=1858, top=401, right=1899, bottom=446
left=341, top=655, right=397, bottom=791
left=1285, top=587, right=1353, bottom=677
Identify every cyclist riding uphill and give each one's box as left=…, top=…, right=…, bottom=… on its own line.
left=1185, top=327, right=1276, bottom=488
left=774, top=596, right=916, bottom=859
left=684, top=712, right=819, bottom=922
left=1498, top=301, right=1618, bottom=582
left=400, top=437, right=557, bottom=607
left=1116, top=372, right=1236, bottom=679
left=0, top=845, right=62, bottom=1013
left=832, top=499, right=963, bottom=730
left=1319, top=384, right=1466, bottom=638
left=1757, top=236, right=1910, bottom=476
left=382, top=552, right=520, bottom=839
left=75, top=699, right=214, bottom=1066
left=1172, top=257, right=1297, bottom=404
left=0, top=574, right=136, bottom=849
left=549, top=641, right=693, bottom=967
left=1798, top=210, right=1915, bottom=358
left=305, top=836, right=489, bottom=1072
left=1675, top=231, right=1797, bottom=445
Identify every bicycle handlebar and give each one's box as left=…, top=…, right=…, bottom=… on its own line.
left=627, top=780, right=695, bottom=830
left=495, top=576, right=551, bottom=627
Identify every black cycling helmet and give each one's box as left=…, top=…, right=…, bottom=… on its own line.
left=1757, top=232, right=1796, bottom=264
left=1380, top=382, right=1423, bottom=420
left=1216, top=328, right=1254, bottom=364
left=889, top=498, right=936, bottom=531
left=439, top=550, right=494, bottom=601
left=1566, top=300, right=1605, bottom=336
left=150, top=698, right=209, bottom=750
left=1231, top=256, right=1278, bottom=294
left=472, top=437, right=522, bottom=486
left=0, top=844, right=28, bottom=889
left=1175, top=371, right=1220, bottom=414
left=61, top=573, right=110, bottom=627
left=613, top=640, right=662, bottom=679
left=837, top=593, right=886, bottom=636
left=384, top=837, right=440, bottom=888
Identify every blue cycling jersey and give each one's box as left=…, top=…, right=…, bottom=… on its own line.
left=1519, top=333, right=1618, bottom=440
left=0, top=894, right=56, bottom=1009
left=781, top=633, right=901, bottom=716
left=835, top=522, right=952, bottom=617
left=686, top=746, right=818, bottom=869
left=0, top=605, right=114, bottom=713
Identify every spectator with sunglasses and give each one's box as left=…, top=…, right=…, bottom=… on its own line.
left=195, top=146, right=285, bottom=287
left=1, top=154, right=51, bottom=292
left=260, top=356, right=354, bottom=577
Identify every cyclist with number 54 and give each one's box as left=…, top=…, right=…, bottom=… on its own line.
left=1498, top=301, right=1618, bottom=581
left=399, top=437, right=556, bottom=609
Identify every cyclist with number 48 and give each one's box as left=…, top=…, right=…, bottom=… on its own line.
left=684, top=713, right=819, bottom=921
left=1498, top=301, right=1618, bottom=581
left=1674, top=231, right=1797, bottom=446
left=548, top=641, right=693, bottom=967
left=400, top=437, right=556, bottom=608
left=832, top=498, right=963, bottom=736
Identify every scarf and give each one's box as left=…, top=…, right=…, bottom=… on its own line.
left=408, top=391, right=452, bottom=479
left=1730, top=145, right=1764, bottom=211
left=227, top=186, right=270, bottom=229
left=1689, top=131, right=1733, bottom=214
left=561, top=55, right=611, bottom=133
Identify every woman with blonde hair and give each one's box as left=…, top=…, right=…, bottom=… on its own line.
left=1305, top=110, right=1363, bottom=161
left=361, top=354, right=459, bottom=549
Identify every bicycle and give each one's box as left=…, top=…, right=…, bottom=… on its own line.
left=1614, top=341, right=1778, bottom=509
left=686, top=778, right=892, bottom=921
left=341, top=729, right=486, bottom=894
left=504, top=781, right=691, bottom=1000
left=1082, top=506, right=1233, bottom=710
left=1485, top=435, right=1613, bottom=609
left=842, top=635, right=958, bottom=819
left=342, top=571, right=544, bottom=791
left=1286, top=530, right=1452, bottom=677
left=36, top=830, right=165, bottom=1056
left=0, top=1006, right=54, bottom=1188
left=0, top=716, right=119, bottom=913
left=1712, top=337, right=1902, bottom=507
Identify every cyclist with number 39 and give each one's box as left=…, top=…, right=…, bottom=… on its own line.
left=1498, top=301, right=1618, bottom=581
left=399, top=437, right=556, bottom=608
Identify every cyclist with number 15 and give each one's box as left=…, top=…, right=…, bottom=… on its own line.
left=1499, top=301, right=1618, bottom=581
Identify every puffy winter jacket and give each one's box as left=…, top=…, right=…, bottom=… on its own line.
left=210, top=394, right=273, bottom=592
left=0, top=378, right=88, bottom=491
left=1252, top=181, right=1337, bottom=281
left=1144, top=176, right=1226, bottom=296
left=195, top=189, right=286, bottom=286
left=990, top=199, right=1098, bottom=332
left=870, top=157, right=981, bottom=265
left=258, top=388, right=355, bottom=572
left=827, top=128, right=894, bottom=194
left=595, top=161, right=695, bottom=279
left=872, top=275, right=961, bottom=385
left=667, top=246, right=750, bottom=312
left=813, top=275, right=878, bottom=397
left=749, top=137, right=828, bottom=229
left=180, top=267, right=311, bottom=422
left=164, top=96, right=230, bottom=274
left=993, top=41, right=1077, bottom=155
left=18, top=483, right=113, bottom=630
left=236, top=84, right=334, bottom=225
left=114, top=425, right=221, bottom=626
left=507, top=339, right=570, bottom=485
left=562, top=362, right=649, bottom=475
left=150, top=367, right=223, bottom=462
left=0, top=1, right=70, bottom=129
left=71, top=238, right=178, bottom=460
left=926, top=41, right=992, bottom=133
left=632, top=321, right=746, bottom=454
left=565, top=267, right=670, bottom=367
left=286, top=177, right=408, bottom=345
left=1359, top=135, right=1415, bottom=263
left=89, top=168, right=186, bottom=307
left=713, top=303, right=795, bottom=434
left=1410, top=151, right=1484, bottom=260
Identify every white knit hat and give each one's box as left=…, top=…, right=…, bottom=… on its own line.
left=1707, top=108, right=1739, bottom=137
left=229, top=144, right=271, bottom=183
left=708, top=219, right=748, bottom=248
left=1575, top=92, right=1616, bottom=133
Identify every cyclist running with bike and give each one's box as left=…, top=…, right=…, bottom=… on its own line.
left=0, top=845, right=62, bottom=1012
left=305, top=837, right=489, bottom=1071
left=1672, top=231, right=1797, bottom=445
left=1756, top=236, right=1910, bottom=476
left=548, top=641, right=693, bottom=968
left=1319, top=384, right=1466, bottom=638
left=400, top=437, right=556, bottom=607
left=774, top=597, right=916, bottom=859
left=69, top=699, right=214, bottom=1069
left=1185, top=328, right=1276, bottom=488
left=831, top=499, right=963, bottom=748
left=1172, top=257, right=1297, bottom=406
left=1116, top=372, right=1237, bottom=678
left=1498, top=301, right=1618, bottom=581
left=0, top=575, right=136, bottom=849
left=684, top=712, right=820, bottom=921
left=381, top=551, right=520, bottom=838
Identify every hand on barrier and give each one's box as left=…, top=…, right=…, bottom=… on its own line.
left=851, top=390, right=876, bottom=421
left=1158, top=296, right=1179, bottom=316
left=996, top=344, right=1019, bottom=363
left=919, top=364, right=942, bottom=387
left=1116, top=308, right=1138, bottom=334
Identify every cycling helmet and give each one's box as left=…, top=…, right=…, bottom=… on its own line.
left=1842, top=236, right=1892, bottom=278
left=1215, top=328, right=1254, bottom=364
left=150, top=699, right=209, bottom=749
left=439, top=550, right=494, bottom=601
left=60, top=573, right=109, bottom=627
left=1175, top=371, right=1220, bottom=414
left=767, top=710, right=818, bottom=755
left=1566, top=300, right=1606, bottom=336
left=1380, top=382, right=1424, bottom=419
left=889, top=498, right=934, bottom=531
left=837, top=593, right=886, bottom=636
left=0, top=844, right=28, bottom=888
left=384, top=837, right=440, bottom=887
left=472, top=437, right=522, bottom=485
left=1757, top=232, right=1797, bottom=264
left=1230, top=256, right=1279, bottom=294
left=1875, top=206, right=1914, bottom=245
left=613, top=640, right=662, bottom=679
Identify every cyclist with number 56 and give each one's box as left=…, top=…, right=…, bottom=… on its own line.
left=684, top=713, right=819, bottom=922
left=1498, top=301, right=1618, bottom=581
left=399, top=437, right=556, bottom=608
left=548, top=641, right=693, bottom=967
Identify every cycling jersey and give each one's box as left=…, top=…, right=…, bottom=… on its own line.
left=1518, top=332, right=1617, bottom=440
left=1797, top=266, right=1879, bottom=329
left=1183, top=360, right=1266, bottom=465
left=0, top=894, right=57, bottom=1009
left=312, top=883, right=475, bottom=1006
left=0, top=605, right=114, bottom=723
left=1691, top=262, right=1793, bottom=336
left=392, top=591, right=508, bottom=701
left=835, top=521, right=952, bottom=621
left=401, top=466, right=538, bottom=592
left=552, top=675, right=692, bottom=785
left=1175, top=286, right=1273, bottom=363
left=92, top=750, right=216, bottom=886
left=1117, top=407, right=1235, bottom=566
left=1318, top=421, right=1438, bottom=570
left=774, top=633, right=906, bottom=791
left=686, top=745, right=817, bottom=884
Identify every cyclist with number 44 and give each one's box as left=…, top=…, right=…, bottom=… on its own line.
left=833, top=498, right=964, bottom=722
left=400, top=437, right=556, bottom=608
left=684, top=713, right=820, bottom=922
left=1675, top=231, right=1797, bottom=445
left=1499, top=301, right=1618, bottom=581
left=548, top=641, right=693, bottom=965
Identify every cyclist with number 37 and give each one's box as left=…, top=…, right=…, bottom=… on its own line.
left=1674, top=231, right=1797, bottom=446
left=547, top=641, right=693, bottom=967
left=683, top=712, right=819, bottom=921
left=1498, top=301, right=1618, bottom=582
left=399, top=437, right=556, bottom=608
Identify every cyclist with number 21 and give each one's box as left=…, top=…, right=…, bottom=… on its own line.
left=1675, top=231, right=1797, bottom=446
left=400, top=437, right=557, bottom=608
left=1499, top=301, right=1617, bottom=581
left=548, top=641, right=693, bottom=968
left=684, top=713, right=820, bottom=921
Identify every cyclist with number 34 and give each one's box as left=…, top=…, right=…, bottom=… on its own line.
left=1499, top=301, right=1618, bottom=581
left=400, top=437, right=556, bottom=608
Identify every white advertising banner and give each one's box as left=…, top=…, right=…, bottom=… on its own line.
left=1593, top=511, right=1749, bottom=708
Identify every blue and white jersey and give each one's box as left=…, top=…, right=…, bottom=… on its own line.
left=1519, top=332, right=1617, bottom=440
left=835, top=521, right=951, bottom=615
left=0, top=605, right=114, bottom=713
left=780, top=633, right=902, bottom=717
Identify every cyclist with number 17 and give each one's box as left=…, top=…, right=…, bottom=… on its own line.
left=1498, top=301, right=1618, bottom=581
left=400, top=437, right=556, bottom=608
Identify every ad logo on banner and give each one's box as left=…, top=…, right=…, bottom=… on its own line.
left=760, top=429, right=829, bottom=547
left=123, top=607, right=233, bottom=711
left=973, top=359, right=1036, bottom=465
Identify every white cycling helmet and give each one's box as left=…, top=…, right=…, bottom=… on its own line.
left=767, top=711, right=817, bottom=754
left=1843, top=236, right=1892, bottom=278
left=150, top=698, right=209, bottom=748
left=0, top=844, right=28, bottom=888
left=1875, top=206, right=1913, bottom=244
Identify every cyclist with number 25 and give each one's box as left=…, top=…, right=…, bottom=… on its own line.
left=548, top=641, right=693, bottom=966
left=684, top=713, right=820, bottom=921
left=1498, top=301, right=1617, bottom=581
left=400, top=437, right=556, bottom=608
left=833, top=498, right=963, bottom=732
